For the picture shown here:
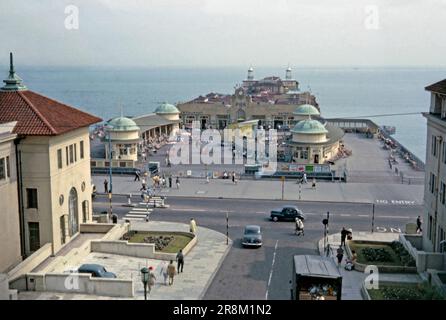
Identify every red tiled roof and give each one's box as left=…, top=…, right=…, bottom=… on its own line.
left=0, top=90, right=102, bottom=136
left=425, top=79, right=446, bottom=94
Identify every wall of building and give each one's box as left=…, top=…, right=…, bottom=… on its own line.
left=19, top=127, right=94, bottom=256
left=423, top=114, right=446, bottom=253
left=0, top=135, right=22, bottom=273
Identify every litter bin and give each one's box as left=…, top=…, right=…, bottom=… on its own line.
left=112, top=214, right=118, bottom=224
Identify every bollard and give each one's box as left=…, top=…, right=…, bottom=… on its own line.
left=128, top=193, right=132, bottom=206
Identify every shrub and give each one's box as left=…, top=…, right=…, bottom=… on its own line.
left=361, top=247, right=393, bottom=262
left=380, top=282, right=445, bottom=300
left=390, top=241, right=416, bottom=267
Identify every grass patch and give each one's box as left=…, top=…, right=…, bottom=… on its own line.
left=349, top=241, right=415, bottom=267
left=123, top=231, right=192, bottom=253
left=438, top=273, right=446, bottom=284
left=368, top=282, right=445, bottom=300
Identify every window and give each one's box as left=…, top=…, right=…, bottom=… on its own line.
left=28, top=222, right=40, bottom=252
left=60, top=216, right=66, bottom=245
left=429, top=215, right=433, bottom=241
left=82, top=200, right=89, bottom=223
left=66, top=146, right=69, bottom=166
left=0, top=157, right=5, bottom=180
left=432, top=135, right=438, bottom=157
left=430, top=173, right=436, bottom=194
left=57, top=149, right=62, bottom=169
left=80, top=140, right=84, bottom=159
left=74, top=143, right=77, bottom=162
left=27, top=188, right=38, bottom=209
left=443, top=141, right=446, bottom=164
left=6, top=156, right=10, bottom=178
left=69, top=145, right=74, bottom=164
left=441, top=182, right=446, bottom=205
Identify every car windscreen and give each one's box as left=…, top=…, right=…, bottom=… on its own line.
left=245, top=228, right=260, bottom=234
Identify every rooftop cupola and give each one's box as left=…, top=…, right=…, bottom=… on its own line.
left=285, top=66, right=293, bottom=80
left=1, top=53, right=27, bottom=91
left=247, top=66, right=254, bottom=80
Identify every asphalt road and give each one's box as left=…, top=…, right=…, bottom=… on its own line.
left=93, top=195, right=422, bottom=300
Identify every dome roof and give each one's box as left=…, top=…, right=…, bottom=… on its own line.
left=108, top=117, right=140, bottom=131
left=155, top=102, right=180, bottom=114
left=293, top=104, right=320, bottom=116
left=291, top=119, right=328, bottom=135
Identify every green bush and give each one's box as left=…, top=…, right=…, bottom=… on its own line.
left=362, top=247, right=393, bottom=262
left=390, top=241, right=416, bottom=267
left=380, top=282, right=445, bottom=300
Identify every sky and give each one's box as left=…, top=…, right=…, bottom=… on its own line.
left=0, top=0, right=446, bottom=67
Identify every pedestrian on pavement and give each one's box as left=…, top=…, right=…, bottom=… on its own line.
left=189, top=218, right=197, bottom=234
left=232, top=171, right=236, bottom=184
left=176, top=176, right=180, bottom=189
left=168, top=176, right=172, bottom=188
left=303, top=173, right=307, bottom=184
left=147, top=266, right=156, bottom=294
left=140, top=178, right=147, bottom=191
left=134, top=169, right=141, bottom=181
left=104, top=179, right=108, bottom=193
left=160, top=261, right=168, bottom=285
left=176, top=249, right=184, bottom=273
left=167, top=260, right=176, bottom=285
left=416, top=216, right=423, bottom=233
left=311, top=178, right=316, bottom=190
left=206, top=174, right=210, bottom=184
left=336, top=246, right=344, bottom=267
left=340, top=227, right=348, bottom=247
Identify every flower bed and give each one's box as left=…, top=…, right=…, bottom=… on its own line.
left=347, top=240, right=417, bottom=273
left=121, top=231, right=192, bottom=253
left=367, top=282, right=445, bottom=300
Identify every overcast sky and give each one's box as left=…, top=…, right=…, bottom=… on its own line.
left=1, top=0, right=445, bottom=67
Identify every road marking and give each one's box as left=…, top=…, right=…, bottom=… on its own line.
left=340, top=214, right=351, bottom=217
left=256, top=211, right=266, bottom=214
left=170, top=208, right=207, bottom=212
left=358, top=215, right=370, bottom=217
left=265, top=240, right=279, bottom=301
left=377, top=215, right=410, bottom=219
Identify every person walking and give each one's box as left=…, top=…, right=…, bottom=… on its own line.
left=232, top=171, right=236, bottom=184
left=416, top=216, right=423, bottom=233
left=167, top=260, right=176, bottom=285
left=303, top=173, right=307, bottom=184
left=311, top=178, right=316, bottom=190
left=147, top=266, right=156, bottom=294
left=140, top=178, right=147, bottom=191
left=159, top=261, right=168, bottom=285
left=336, top=246, right=344, bottom=267
left=295, top=218, right=304, bottom=236
left=176, top=249, right=184, bottom=273
left=168, top=176, right=172, bottom=188
left=340, top=227, right=348, bottom=247
left=189, top=218, right=197, bottom=234
left=176, top=176, right=180, bottom=189
left=134, top=169, right=141, bottom=181
left=206, top=174, right=210, bottom=184
left=104, top=179, right=108, bottom=193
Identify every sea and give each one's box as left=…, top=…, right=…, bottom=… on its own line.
left=9, top=66, right=446, bottom=161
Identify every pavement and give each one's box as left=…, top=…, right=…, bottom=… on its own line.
left=93, top=174, right=424, bottom=205
left=317, top=232, right=422, bottom=300
left=18, top=221, right=231, bottom=300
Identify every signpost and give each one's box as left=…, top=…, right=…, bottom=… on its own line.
left=281, top=176, right=285, bottom=200
left=371, top=203, right=375, bottom=233
left=226, top=212, right=229, bottom=245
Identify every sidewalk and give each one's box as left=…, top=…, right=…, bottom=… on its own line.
left=93, top=175, right=424, bottom=205
left=317, top=232, right=422, bottom=300
left=18, top=221, right=231, bottom=300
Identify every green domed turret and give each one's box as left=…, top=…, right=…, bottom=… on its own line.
left=293, top=104, right=320, bottom=117
left=108, top=117, right=140, bottom=131
left=155, top=102, right=180, bottom=114
left=291, top=119, right=328, bottom=135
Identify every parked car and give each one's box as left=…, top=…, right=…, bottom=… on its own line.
left=242, top=225, right=263, bottom=247
left=78, top=264, right=117, bottom=278
left=270, top=205, right=306, bottom=222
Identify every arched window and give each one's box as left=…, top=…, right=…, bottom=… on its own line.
left=68, top=187, right=79, bottom=236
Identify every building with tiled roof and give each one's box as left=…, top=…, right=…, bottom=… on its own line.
left=0, top=53, right=102, bottom=262
left=177, top=67, right=318, bottom=130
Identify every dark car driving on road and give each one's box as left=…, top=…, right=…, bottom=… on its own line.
left=270, top=205, right=306, bottom=222
left=78, top=264, right=117, bottom=278
left=242, top=225, right=263, bottom=247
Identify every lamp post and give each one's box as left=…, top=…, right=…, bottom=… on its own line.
left=106, top=124, right=114, bottom=221
left=140, top=267, right=149, bottom=300
left=371, top=203, right=375, bottom=233
left=322, top=211, right=329, bottom=256
left=226, top=212, right=229, bottom=245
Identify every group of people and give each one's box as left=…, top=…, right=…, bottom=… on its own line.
left=336, top=227, right=355, bottom=270
left=144, top=218, right=198, bottom=295
left=296, top=173, right=317, bottom=190
left=222, top=171, right=238, bottom=184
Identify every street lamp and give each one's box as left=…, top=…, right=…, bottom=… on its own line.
left=371, top=203, right=375, bottom=233
left=140, top=267, right=149, bottom=300
left=322, top=212, right=330, bottom=256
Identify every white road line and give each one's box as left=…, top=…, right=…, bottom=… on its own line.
left=170, top=208, right=207, bottom=212
left=256, top=211, right=266, bottom=214
left=125, top=214, right=148, bottom=218
left=265, top=240, right=279, bottom=301
left=376, top=215, right=411, bottom=219
left=358, top=215, right=370, bottom=217
left=340, top=214, right=351, bottom=217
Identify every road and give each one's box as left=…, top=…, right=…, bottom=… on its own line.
left=93, top=195, right=422, bottom=300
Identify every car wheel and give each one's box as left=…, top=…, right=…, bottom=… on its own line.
left=272, top=216, right=278, bottom=222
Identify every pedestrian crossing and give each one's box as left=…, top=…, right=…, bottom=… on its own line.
left=123, top=206, right=153, bottom=221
